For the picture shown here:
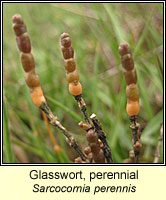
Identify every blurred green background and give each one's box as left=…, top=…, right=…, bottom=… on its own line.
left=3, top=3, right=163, bottom=163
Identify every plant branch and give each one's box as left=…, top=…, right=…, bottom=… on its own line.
left=90, top=113, right=113, bottom=163
left=74, top=94, right=91, bottom=125
left=130, top=116, right=140, bottom=163
left=40, top=102, right=86, bottom=161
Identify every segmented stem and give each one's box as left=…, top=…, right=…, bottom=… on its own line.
left=60, top=33, right=113, bottom=163
left=78, top=121, right=105, bottom=163
left=119, top=42, right=141, bottom=163
left=12, top=14, right=86, bottom=161
left=90, top=114, right=113, bottom=163
left=12, top=14, right=46, bottom=107
left=60, top=33, right=91, bottom=125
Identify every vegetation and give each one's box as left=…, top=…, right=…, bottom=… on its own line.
left=3, top=3, right=163, bottom=163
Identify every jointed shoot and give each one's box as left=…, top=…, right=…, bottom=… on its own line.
left=119, top=42, right=141, bottom=163
left=12, top=14, right=86, bottom=161
left=60, top=33, right=113, bottom=163
left=12, top=14, right=146, bottom=164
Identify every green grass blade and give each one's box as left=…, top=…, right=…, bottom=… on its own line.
left=92, top=44, right=100, bottom=113
left=46, top=96, right=82, bottom=122
left=133, top=10, right=154, bottom=58
left=11, top=137, right=43, bottom=158
left=3, top=101, right=15, bottom=163
left=103, top=3, right=126, bottom=43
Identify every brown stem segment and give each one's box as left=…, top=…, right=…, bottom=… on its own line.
left=90, top=114, right=113, bottom=163
left=86, top=129, right=105, bottom=163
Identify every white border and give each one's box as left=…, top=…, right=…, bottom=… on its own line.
left=1, top=0, right=165, bottom=166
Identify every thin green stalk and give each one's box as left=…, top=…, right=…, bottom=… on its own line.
left=92, top=44, right=100, bottom=113
left=103, top=3, right=126, bottom=43
left=133, top=9, right=155, bottom=58
left=3, top=101, right=15, bottom=163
